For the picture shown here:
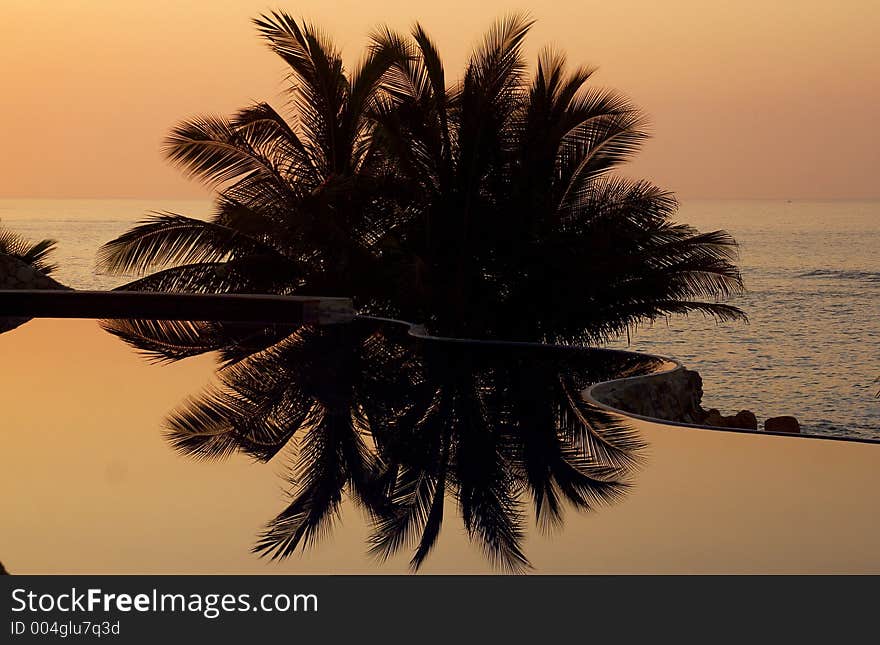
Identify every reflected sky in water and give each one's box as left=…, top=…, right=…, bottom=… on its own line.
left=99, top=315, right=658, bottom=572
left=1, top=319, right=878, bottom=574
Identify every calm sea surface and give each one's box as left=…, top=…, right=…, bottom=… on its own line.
left=1, top=198, right=878, bottom=440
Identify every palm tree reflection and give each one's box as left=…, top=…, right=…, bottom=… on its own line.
left=143, top=317, right=657, bottom=571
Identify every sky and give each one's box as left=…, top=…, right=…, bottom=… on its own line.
left=1, top=0, right=877, bottom=200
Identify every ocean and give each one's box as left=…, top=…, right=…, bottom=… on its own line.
left=1, top=198, right=878, bottom=440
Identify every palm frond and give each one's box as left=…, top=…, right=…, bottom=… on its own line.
left=559, top=375, right=647, bottom=470
left=0, top=227, right=58, bottom=275
left=110, top=255, right=302, bottom=295
left=162, top=115, right=295, bottom=194
left=466, top=12, right=534, bottom=95
left=556, top=103, right=649, bottom=206
left=253, top=404, right=370, bottom=559
left=96, top=213, right=286, bottom=276
left=254, top=12, right=348, bottom=173
left=368, top=466, right=442, bottom=565
left=408, top=468, right=446, bottom=571
left=100, top=318, right=236, bottom=363
left=165, top=361, right=310, bottom=463
left=232, top=102, right=320, bottom=187
left=163, top=386, right=254, bottom=461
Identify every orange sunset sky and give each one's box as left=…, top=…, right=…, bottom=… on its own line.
left=1, top=0, right=877, bottom=200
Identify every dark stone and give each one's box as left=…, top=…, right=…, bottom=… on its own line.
left=703, top=408, right=723, bottom=426
left=765, top=416, right=801, bottom=433
left=700, top=408, right=758, bottom=429
left=592, top=367, right=712, bottom=424
left=589, top=363, right=794, bottom=434
left=729, top=410, right=758, bottom=430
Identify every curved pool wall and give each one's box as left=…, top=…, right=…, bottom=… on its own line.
left=584, top=356, right=880, bottom=444
left=1, top=288, right=876, bottom=444
left=358, top=314, right=880, bottom=444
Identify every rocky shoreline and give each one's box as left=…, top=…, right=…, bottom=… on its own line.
left=590, top=366, right=802, bottom=434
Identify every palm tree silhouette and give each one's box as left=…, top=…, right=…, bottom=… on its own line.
left=0, top=225, right=57, bottom=276
left=368, top=16, right=744, bottom=339
left=98, top=12, right=743, bottom=345
left=162, top=318, right=657, bottom=571
left=95, top=12, right=745, bottom=570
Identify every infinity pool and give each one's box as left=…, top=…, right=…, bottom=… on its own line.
left=2, top=318, right=877, bottom=573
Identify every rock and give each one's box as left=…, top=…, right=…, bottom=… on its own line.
left=703, top=408, right=723, bottom=426
left=591, top=367, right=711, bottom=424
left=588, top=363, right=790, bottom=434
left=765, top=416, right=801, bottom=433
left=729, top=410, right=758, bottom=430
left=700, top=408, right=758, bottom=429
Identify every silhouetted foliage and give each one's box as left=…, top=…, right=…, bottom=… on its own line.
left=161, top=318, right=657, bottom=570
left=0, top=224, right=58, bottom=275
left=98, top=12, right=744, bottom=343
left=95, top=12, right=745, bottom=569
